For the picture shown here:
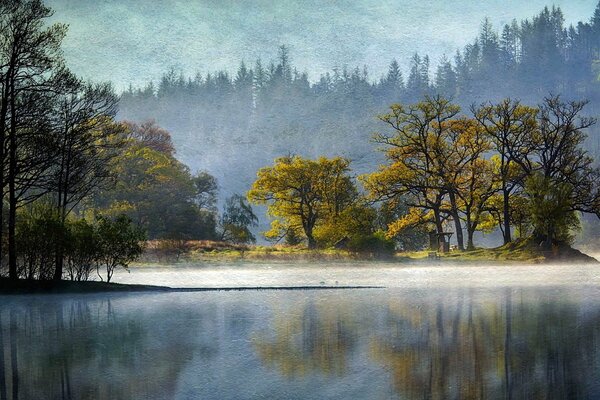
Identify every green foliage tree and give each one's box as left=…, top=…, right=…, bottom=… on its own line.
left=219, top=194, right=258, bottom=244
left=65, top=219, right=97, bottom=282
left=525, top=173, right=580, bottom=246
left=93, top=124, right=218, bottom=240
left=376, top=198, right=428, bottom=251
left=95, top=215, right=145, bottom=283
left=16, top=202, right=67, bottom=280
left=365, top=96, right=476, bottom=250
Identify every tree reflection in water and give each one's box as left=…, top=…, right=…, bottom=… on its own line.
left=370, top=289, right=600, bottom=399
left=0, top=295, right=203, bottom=400
left=253, top=300, right=360, bottom=377
left=0, top=288, right=598, bottom=399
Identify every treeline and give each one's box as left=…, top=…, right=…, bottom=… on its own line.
left=119, top=3, right=600, bottom=203
left=249, top=95, right=600, bottom=252
left=124, top=3, right=600, bottom=107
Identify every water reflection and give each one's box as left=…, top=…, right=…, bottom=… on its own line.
left=253, top=301, right=359, bottom=377
left=370, top=289, right=600, bottom=399
left=0, top=288, right=598, bottom=399
left=0, top=295, right=204, bottom=399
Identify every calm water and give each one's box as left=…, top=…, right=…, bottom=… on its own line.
left=1, top=283, right=599, bottom=399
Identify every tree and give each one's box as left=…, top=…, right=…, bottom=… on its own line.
left=458, top=159, right=498, bottom=250
left=122, top=119, right=175, bottom=156
left=0, top=0, right=69, bottom=279
left=15, top=201, right=67, bottom=280
left=93, top=125, right=218, bottom=240
left=219, top=194, right=258, bottom=244
left=95, top=215, right=145, bottom=283
left=375, top=197, right=428, bottom=251
left=193, top=170, right=218, bottom=211
left=49, top=81, right=124, bottom=280
left=525, top=173, right=580, bottom=246
left=65, top=218, right=97, bottom=282
left=364, top=96, right=467, bottom=249
left=248, top=156, right=356, bottom=249
left=526, top=96, right=600, bottom=245
left=472, top=99, right=538, bottom=244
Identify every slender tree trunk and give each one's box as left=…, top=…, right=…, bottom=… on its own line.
left=8, top=79, right=17, bottom=280
left=53, top=213, right=65, bottom=281
left=433, top=207, right=443, bottom=234
left=502, top=186, right=512, bottom=245
left=0, top=66, right=12, bottom=277
left=54, top=144, right=70, bottom=281
left=448, top=191, right=464, bottom=251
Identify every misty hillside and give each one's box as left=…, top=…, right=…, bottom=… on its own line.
left=118, top=4, right=600, bottom=208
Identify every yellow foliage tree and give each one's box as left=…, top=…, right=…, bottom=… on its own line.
left=247, top=155, right=356, bottom=249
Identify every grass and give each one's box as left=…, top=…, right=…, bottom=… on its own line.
left=426, top=238, right=597, bottom=264
left=139, top=237, right=598, bottom=265
left=141, top=240, right=396, bottom=263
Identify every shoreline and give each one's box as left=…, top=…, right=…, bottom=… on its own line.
left=0, top=278, right=384, bottom=295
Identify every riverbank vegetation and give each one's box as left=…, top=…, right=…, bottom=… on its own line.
left=246, top=95, right=600, bottom=260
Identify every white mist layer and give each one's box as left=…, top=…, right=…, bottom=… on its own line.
left=112, top=262, right=600, bottom=288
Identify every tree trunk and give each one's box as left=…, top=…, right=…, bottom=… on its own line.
left=466, top=212, right=476, bottom=251
left=433, top=207, right=443, bottom=234
left=307, top=235, right=316, bottom=250
left=8, top=79, right=17, bottom=280
left=502, top=187, right=512, bottom=244
left=0, top=65, right=12, bottom=279
left=53, top=257, right=64, bottom=281
left=467, top=229, right=475, bottom=251
left=448, top=191, right=465, bottom=251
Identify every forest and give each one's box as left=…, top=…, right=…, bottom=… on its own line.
left=2, top=0, right=600, bottom=285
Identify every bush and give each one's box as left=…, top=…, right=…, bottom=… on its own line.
left=15, top=205, right=146, bottom=282
left=65, top=219, right=97, bottom=282
left=95, top=215, right=146, bottom=282
left=16, top=205, right=67, bottom=280
left=347, top=230, right=396, bottom=254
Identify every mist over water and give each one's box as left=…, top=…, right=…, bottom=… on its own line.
left=1, top=285, right=599, bottom=399
left=113, top=262, right=600, bottom=288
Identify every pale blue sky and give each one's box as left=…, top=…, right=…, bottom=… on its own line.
left=46, top=0, right=598, bottom=91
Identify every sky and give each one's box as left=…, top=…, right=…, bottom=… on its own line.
left=46, top=0, right=598, bottom=91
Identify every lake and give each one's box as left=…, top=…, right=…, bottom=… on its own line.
left=1, top=264, right=599, bottom=399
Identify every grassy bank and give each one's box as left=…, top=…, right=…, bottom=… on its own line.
left=140, top=238, right=599, bottom=265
